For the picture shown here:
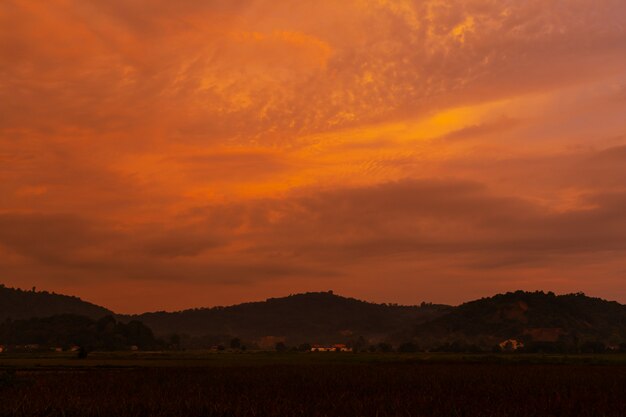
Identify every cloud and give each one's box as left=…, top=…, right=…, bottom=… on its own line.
left=437, top=117, right=521, bottom=142
left=2, top=0, right=626, bottom=310
left=138, top=231, right=223, bottom=259
left=170, top=149, right=294, bottom=182
left=0, top=213, right=114, bottom=266
left=210, top=177, right=626, bottom=265
left=3, top=0, right=625, bottom=141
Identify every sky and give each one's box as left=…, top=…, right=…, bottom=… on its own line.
left=1, top=0, right=626, bottom=313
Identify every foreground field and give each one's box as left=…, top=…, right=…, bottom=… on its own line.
left=1, top=358, right=626, bottom=417
left=3, top=351, right=626, bottom=368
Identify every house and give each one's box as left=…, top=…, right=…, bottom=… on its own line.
left=499, top=339, right=524, bottom=351
left=310, top=345, right=333, bottom=352
left=311, top=344, right=353, bottom=352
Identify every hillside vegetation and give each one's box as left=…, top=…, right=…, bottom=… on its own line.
left=126, top=291, right=449, bottom=345
left=0, top=314, right=158, bottom=350
left=0, top=285, right=112, bottom=321
left=413, top=291, right=626, bottom=351
left=2, top=284, right=626, bottom=352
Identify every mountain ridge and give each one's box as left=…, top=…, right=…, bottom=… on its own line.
left=2, top=284, right=626, bottom=351
left=123, top=291, right=451, bottom=344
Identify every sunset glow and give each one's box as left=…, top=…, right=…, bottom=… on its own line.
left=2, top=0, right=626, bottom=312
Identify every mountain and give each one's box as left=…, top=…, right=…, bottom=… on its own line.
left=412, top=291, right=626, bottom=350
left=3, top=284, right=626, bottom=352
left=0, top=284, right=112, bottom=322
left=125, top=291, right=450, bottom=345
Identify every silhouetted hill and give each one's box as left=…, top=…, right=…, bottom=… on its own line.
left=0, top=284, right=112, bottom=321
left=412, top=291, right=626, bottom=350
left=4, top=284, right=626, bottom=352
left=126, top=291, right=450, bottom=345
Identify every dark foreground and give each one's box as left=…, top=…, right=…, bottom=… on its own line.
left=2, top=361, right=626, bottom=417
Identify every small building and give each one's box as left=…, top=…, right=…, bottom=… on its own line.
left=311, top=344, right=353, bottom=352
left=499, top=339, right=524, bottom=351
left=310, top=345, right=333, bottom=352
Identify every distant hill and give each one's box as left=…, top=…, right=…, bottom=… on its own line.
left=412, top=291, right=626, bottom=350
left=3, top=284, right=626, bottom=352
left=0, top=284, right=112, bottom=322
left=125, top=291, right=450, bottom=345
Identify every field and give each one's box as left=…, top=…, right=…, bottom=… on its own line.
left=1, top=352, right=626, bottom=416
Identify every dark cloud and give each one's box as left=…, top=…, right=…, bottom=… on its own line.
left=0, top=213, right=113, bottom=265
left=178, top=171, right=626, bottom=271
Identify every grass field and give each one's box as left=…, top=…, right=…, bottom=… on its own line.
left=3, top=350, right=626, bottom=368
left=1, top=353, right=626, bottom=416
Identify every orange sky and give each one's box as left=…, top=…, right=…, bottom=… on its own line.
left=2, top=0, right=626, bottom=313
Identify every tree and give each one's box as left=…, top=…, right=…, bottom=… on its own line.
left=377, top=342, right=393, bottom=353
left=398, top=342, right=419, bottom=353
left=298, top=343, right=312, bottom=352
left=230, top=337, right=242, bottom=350
left=349, top=336, right=368, bottom=353
left=96, top=315, right=116, bottom=333
left=77, top=346, right=89, bottom=359
left=169, top=334, right=181, bottom=350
